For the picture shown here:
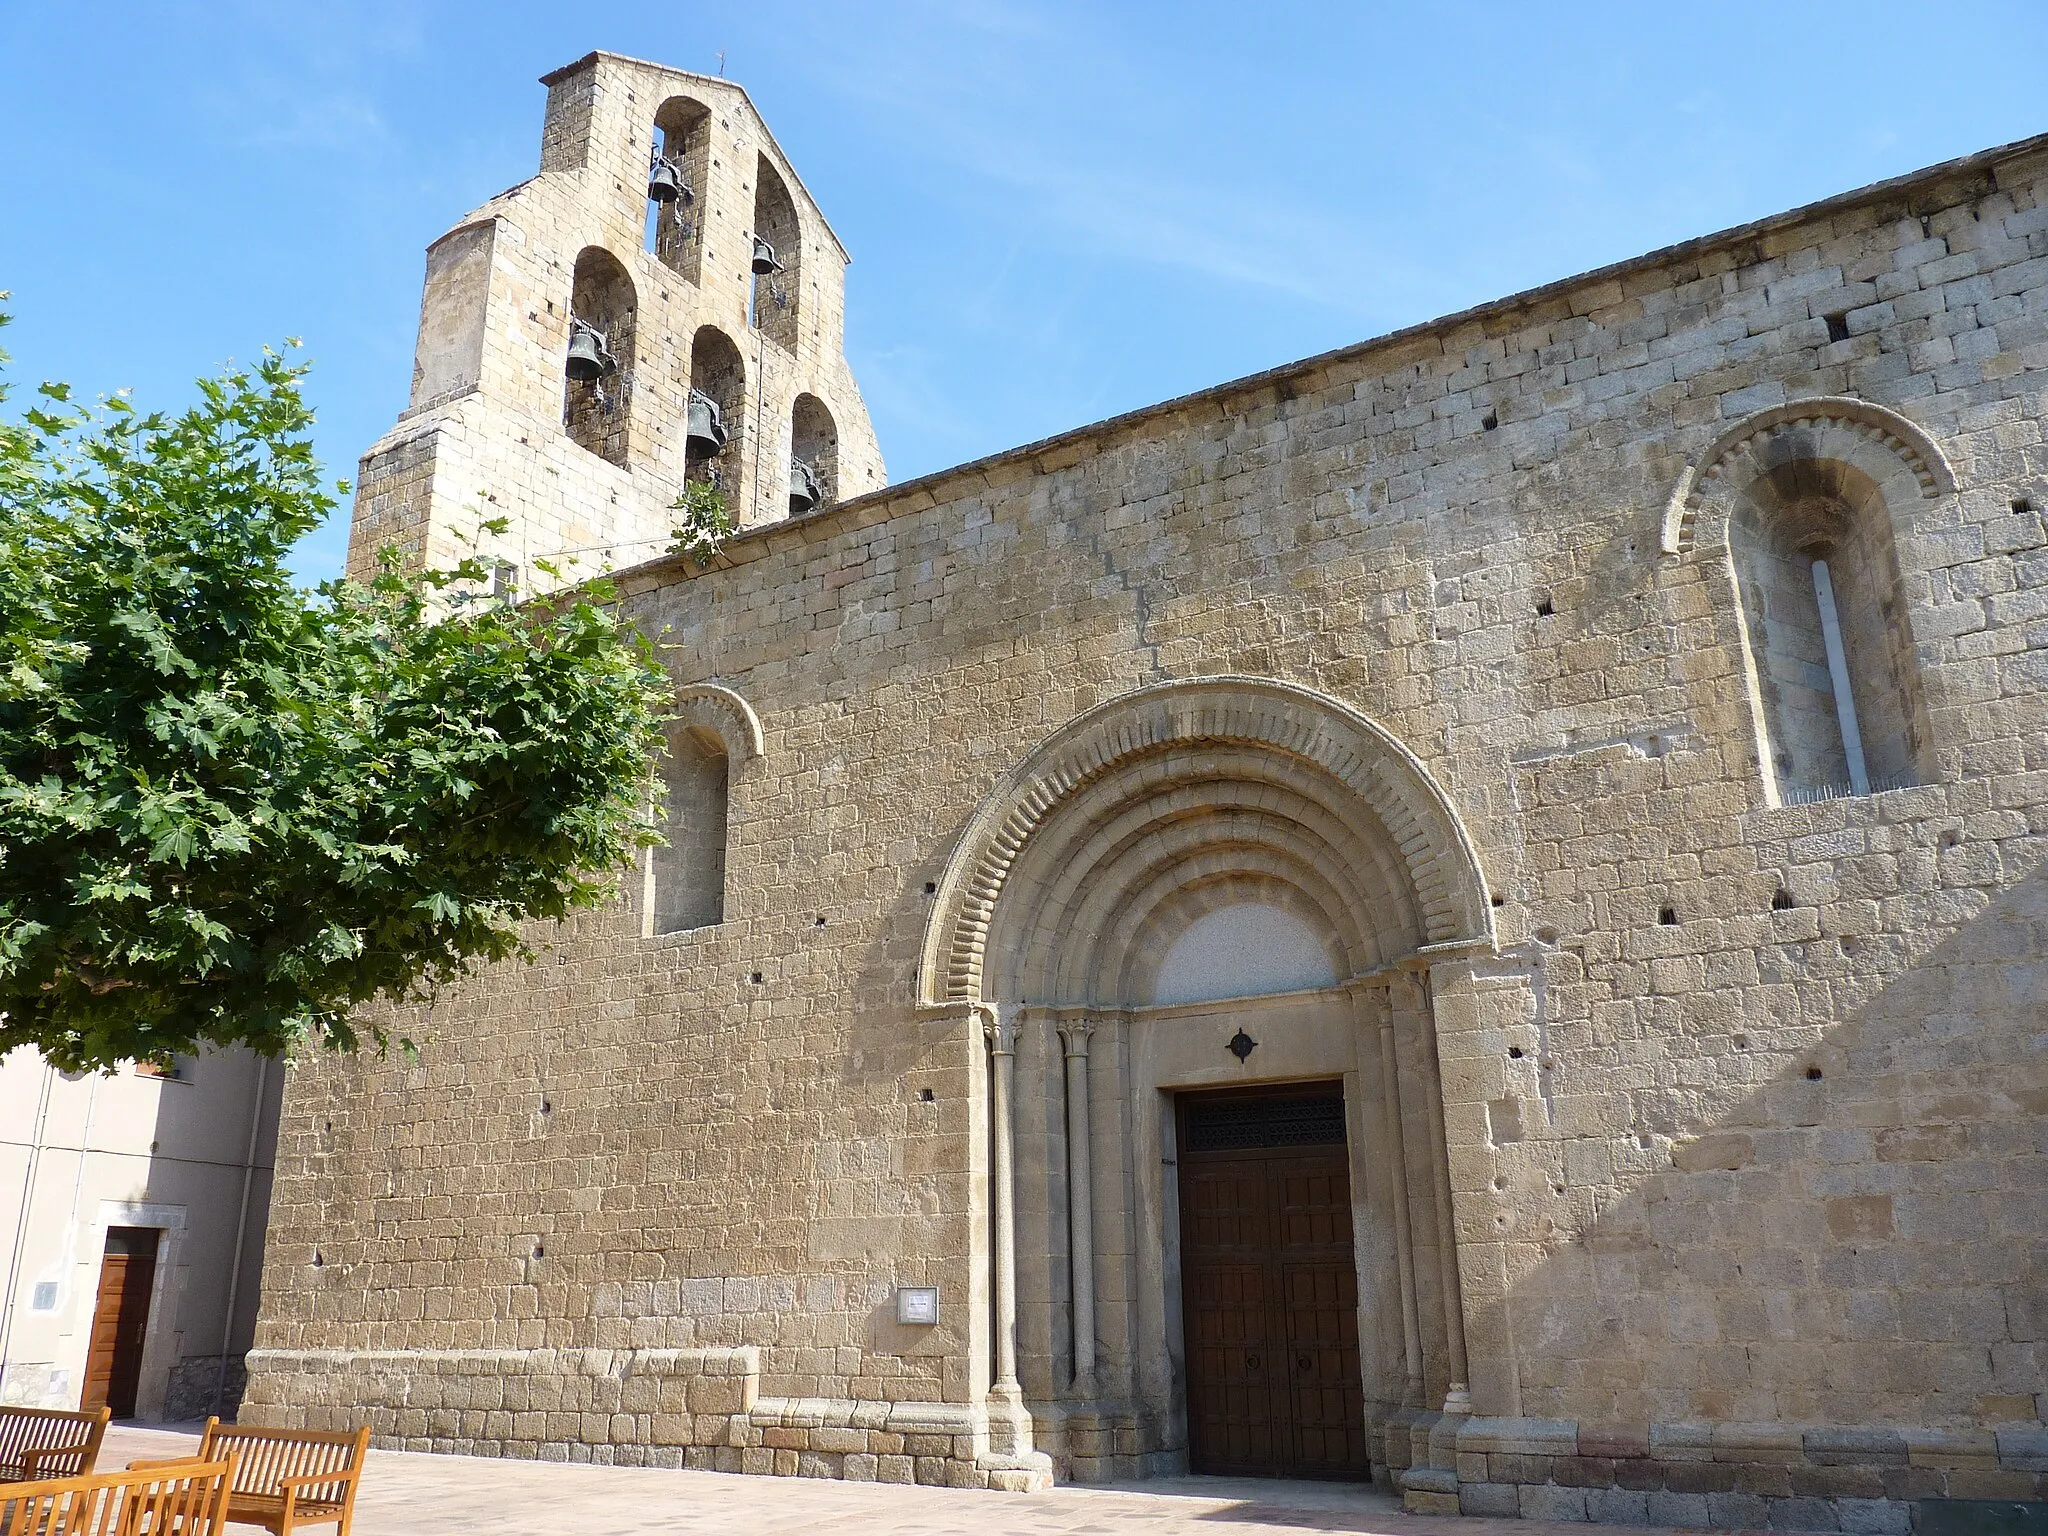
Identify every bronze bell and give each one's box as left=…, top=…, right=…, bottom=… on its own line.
left=565, top=320, right=615, bottom=382
left=789, top=457, right=822, bottom=515
left=686, top=390, right=727, bottom=459
left=647, top=154, right=691, bottom=205
left=751, top=236, right=783, bottom=276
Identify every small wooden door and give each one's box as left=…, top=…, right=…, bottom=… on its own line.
left=83, top=1227, right=160, bottom=1417
left=1178, top=1085, right=1369, bottom=1479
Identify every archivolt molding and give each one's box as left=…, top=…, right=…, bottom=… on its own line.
left=917, top=677, right=1495, bottom=1007
left=1660, top=397, right=1956, bottom=556
left=672, top=684, right=765, bottom=763
left=1014, top=771, right=1411, bottom=1002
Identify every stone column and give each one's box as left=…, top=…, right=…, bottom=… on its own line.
left=1812, top=558, right=1872, bottom=794
left=1056, top=1011, right=1097, bottom=1397
left=1411, top=969, right=1472, bottom=1414
left=981, top=1003, right=1024, bottom=1412
left=1094, top=1006, right=1137, bottom=1407
left=1368, top=989, right=1426, bottom=1407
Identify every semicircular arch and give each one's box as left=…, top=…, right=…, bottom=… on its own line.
left=1661, top=396, right=1956, bottom=556
left=1096, top=849, right=1359, bottom=1007
left=672, top=684, right=764, bottom=765
left=1017, top=790, right=1405, bottom=1004
left=918, top=677, right=1493, bottom=1007
left=997, top=754, right=1420, bottom=1000
left=1142, top=881, right=1346, bottom=1006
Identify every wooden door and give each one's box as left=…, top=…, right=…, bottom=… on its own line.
left=83, top=1227, right=160, bottom=1417
left=1178, top=1085, right=1369, bottom=1479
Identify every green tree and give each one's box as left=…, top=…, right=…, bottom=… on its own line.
left=0, top=308, right=671, bottom=1072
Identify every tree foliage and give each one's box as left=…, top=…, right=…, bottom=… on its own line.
left=667, top=478, right=735, bottom=563
left=0, top=308, right=671, bottom=1071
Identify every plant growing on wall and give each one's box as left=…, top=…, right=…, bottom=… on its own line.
left=0, top=305, right=672, bottom=1072
left=667, top=478, right=735, bottom=563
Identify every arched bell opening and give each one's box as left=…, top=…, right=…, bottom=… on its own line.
left=789, top=393, right=837, bottom=516
left=562, top=247, right=635, bottom=468
left=750, top=155, right=801, bottom=351
left=685, top=326, right=745, bottom=498
left=647, top=96, right=710, bottom=280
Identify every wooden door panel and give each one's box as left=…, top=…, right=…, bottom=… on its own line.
left=1183, top=1257, right=1278, bottom=1473
left=1181, top=1167, right=1270, bottom=1251
left=82, top=1257, right=128, bottom=1409
left=1282, top=1260, right=1367, bottom=1476
left=1178, top=1087, right=1369, bottom=1481
left=83, top=1228, right=159, bottom=1417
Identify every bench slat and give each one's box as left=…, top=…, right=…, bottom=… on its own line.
left=0, top=1455, right=233, bottom=1536
left=0, top=1405, right=112, bottom=1483
left=192, top=1417, right=372, bottom=1535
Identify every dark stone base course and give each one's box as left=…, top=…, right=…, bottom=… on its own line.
left=240, top=1349, right=1053, bottom=1492
left=1463, top=1482, right=1919, bottom=1532
left=1454, top=1474, right=2048, bottom=1531
left=1913, top=1500, right=2048, bottom=1536
left=161, top=1355, right=249, bottom=1424
left=1384, top=1415, right=2048, bottom=1531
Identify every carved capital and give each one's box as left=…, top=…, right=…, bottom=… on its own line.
left=1055, top=1011, right=1096, bottom=1056
left=977, top=1003, right=1018, bottom=1057
left=1388, top=966, right=1429, bottom=1013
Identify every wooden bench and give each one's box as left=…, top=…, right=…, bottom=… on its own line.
left=0, top=1455, right=233, bottom=1536
left=146, top=1420, right=370, bottom=1536
left=0, top=1404, right=112, bottom=1484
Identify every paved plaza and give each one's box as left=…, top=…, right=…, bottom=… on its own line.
left=106, top=1424, right=1704, bottom=1535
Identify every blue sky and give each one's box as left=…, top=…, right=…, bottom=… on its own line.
left=4, top=2, right=2045, bottom=584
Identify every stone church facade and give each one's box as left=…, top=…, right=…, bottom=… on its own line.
left=246, top=52, right=2048, bottom=1528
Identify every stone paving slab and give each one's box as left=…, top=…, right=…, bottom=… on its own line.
left=104, top=1425, right=1715, bottom=1536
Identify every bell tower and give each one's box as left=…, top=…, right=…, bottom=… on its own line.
left=344, top=51, right=886, bottom=586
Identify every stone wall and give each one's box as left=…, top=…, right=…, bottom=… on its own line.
left=162, top=1354, right=249, bottom=1423
left=242, top=1345, right=1041, bottom=1489
left=252, top=113, right=2048, bottom=1525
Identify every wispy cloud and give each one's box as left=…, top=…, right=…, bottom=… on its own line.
left=801, top=15, right=1456, bottom=327
left=177, top=0, right=424, bottom=156
left=198, top=84, right=393, bottom=153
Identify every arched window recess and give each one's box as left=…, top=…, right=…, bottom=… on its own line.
left=1668, top=401, right=1948, bottom=806
left=642, top=686, right=763, bottom=938
left=1806, top=551, right=1871, bottom=796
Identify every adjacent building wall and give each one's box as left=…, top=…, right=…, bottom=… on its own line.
left=0, top=1046, right=282, bottom=1420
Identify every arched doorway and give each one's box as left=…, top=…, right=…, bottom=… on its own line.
left=919, top=678, right=1495, bottom=1482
